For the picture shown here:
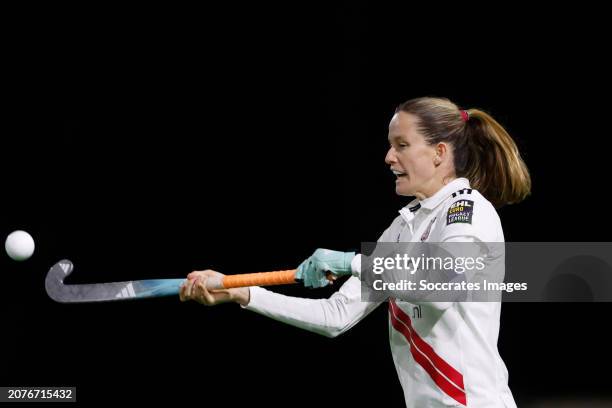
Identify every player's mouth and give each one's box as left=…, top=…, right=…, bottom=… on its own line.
left=391, top=169, right=407, bottom=179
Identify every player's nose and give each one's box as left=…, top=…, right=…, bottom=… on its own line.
left=385, top=147, right=397, bottom=165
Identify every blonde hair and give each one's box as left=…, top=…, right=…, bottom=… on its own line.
left=396, top=97, right=531, bottom=207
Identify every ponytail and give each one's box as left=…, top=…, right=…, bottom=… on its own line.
left=397, top=97, right=531, bottom=207
left=462, top=109, right=531, bottom=207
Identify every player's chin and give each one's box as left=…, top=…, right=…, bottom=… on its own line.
left=394, top=179, right=413, bottom=196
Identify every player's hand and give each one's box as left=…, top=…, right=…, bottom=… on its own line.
left=180, top=270, right=250, bottom=306
left=296, top=248, right=355, bottom=288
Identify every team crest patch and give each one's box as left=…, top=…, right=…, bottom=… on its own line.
left=421, top=217, right=436, bottom=241
left=447, top=200, right=474, bottom=225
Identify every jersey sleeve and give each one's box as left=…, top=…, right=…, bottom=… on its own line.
left=376, top=215, right=404, bottom=242
left=439, top=194, right=503, bottom=243
left=243, top=276, right=381, bottom=338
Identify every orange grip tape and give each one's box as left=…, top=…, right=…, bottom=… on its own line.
left=221, top=269, right=297, bottom=289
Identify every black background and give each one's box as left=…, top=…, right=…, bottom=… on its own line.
left=1, top=3, right=610, bottom=406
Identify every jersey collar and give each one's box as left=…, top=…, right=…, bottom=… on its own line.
left=399, top=178, right=471, bottom=220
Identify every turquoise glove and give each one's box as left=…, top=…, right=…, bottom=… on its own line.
left=296, top=249, right=356, bottom=288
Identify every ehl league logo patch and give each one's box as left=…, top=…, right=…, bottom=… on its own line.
left=447, top=200, right=474, bottom=225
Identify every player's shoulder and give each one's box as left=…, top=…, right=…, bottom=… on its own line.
left=442, top=187, right=498, bottom=222
left=438, top=187, right=502, bottom=241
left=378, top=214, right=405, bottom=241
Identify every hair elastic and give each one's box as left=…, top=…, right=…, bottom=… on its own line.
left=460, top=110, right=469, bottom=122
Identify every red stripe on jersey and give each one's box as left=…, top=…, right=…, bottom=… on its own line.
left=389, top=300, right=467, bottom=406
left=390, top=299, right=465, bottom=390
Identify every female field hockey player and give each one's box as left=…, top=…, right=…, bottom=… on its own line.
left=180, top=97, right=531, bottom=408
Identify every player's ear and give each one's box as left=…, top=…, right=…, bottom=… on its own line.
left=434, top=143, right=448, bottom=166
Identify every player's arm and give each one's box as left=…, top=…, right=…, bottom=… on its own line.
left=244, top=276, right=380, bottom=338
left=182, top=271, right=380, bottom=338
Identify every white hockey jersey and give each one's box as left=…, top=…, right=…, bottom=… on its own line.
left=244, top=178, right=516, bottom=407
